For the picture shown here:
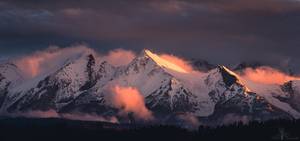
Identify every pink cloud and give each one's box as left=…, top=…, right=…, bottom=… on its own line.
left=109, top=85, right=153, bottom=121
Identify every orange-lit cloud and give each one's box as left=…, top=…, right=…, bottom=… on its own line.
left=241, top=66, right=300, bottom=85
left=145, top=50, right=189, bottom=73
left=15, top=46, right=96, bottom=78
left=14, top=47, right=136, bottom=78
left=16, top=56, right=45, bottom=77
left=160, top=54, right=193, bottom=73
left=103, top=49, right=136, bottom=66
left=110, top=85, right=153, bottom=120
left=145, top=50, right=193, bottom=73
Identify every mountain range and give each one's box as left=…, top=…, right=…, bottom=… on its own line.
left=0, top=49, right=300, bottom=128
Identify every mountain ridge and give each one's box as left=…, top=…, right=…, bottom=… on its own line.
left=0, top=49, right=299, bottom=127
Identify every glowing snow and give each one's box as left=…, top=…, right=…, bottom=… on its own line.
left=145, top=50, right=188, bottom=73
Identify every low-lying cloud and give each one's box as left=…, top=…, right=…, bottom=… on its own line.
left=6, top=110, right=119, bottom=123
left=109, top=85, right=153, bottom=121
left=160, top=54, right=194, bottom=73
left=12, top=46, right=136, bottom=78
left=14, top=45, right=96, bottom=78
left=103, top=48, right=136, bottom=67
left=61, top=113, right=119, bottom=123
left=178, top=114, right=200, bottom=129
left=241, top=66, right=300, bottom=85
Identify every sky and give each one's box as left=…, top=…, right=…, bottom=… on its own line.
left=0, top=0, right=300, bottom=73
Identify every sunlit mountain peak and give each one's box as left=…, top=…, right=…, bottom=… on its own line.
left=144, top=49, right=188, bottom=73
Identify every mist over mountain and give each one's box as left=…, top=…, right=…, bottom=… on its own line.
left=1, top=1, right=300, bottom=140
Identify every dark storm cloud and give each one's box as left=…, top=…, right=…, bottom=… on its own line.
left=1, top=0, right=300, bottom=72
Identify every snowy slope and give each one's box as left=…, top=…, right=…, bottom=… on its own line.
left=2, top=50, right=109, bottom=112
left=0, top=49, right=298, bottom=126
left=278, top=80, right=300, bottom=115
left=0, top=63, right=24, bottom=89
left=0, top=63, right=24, bottom=109
left=241, top=78, right=300, bottom=118
left=99, top=50, right=203, bottom=116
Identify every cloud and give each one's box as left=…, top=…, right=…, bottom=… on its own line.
left=178, top=114, right=200, bottom=129
left=109, top=85, right=153, bottom=121
left=197, top=0, right=300, bottom=13
left=241, top=66, right=300, bottom=85
left=148, top=0, right=191, bottom=14
left=8, top=45, right=300, bottom=86
left=160, top=54, right=194, bottom=73
left=62, top=8, right=84, bottom=16
left=1, top=0, right=300, bottom=75
left=61, top=113, right=119, bottom=123
left=103, top=49, right=136, bottom=67
left=14, top=45, right=96, bottom=78
left=5, top=110, right=119, bottom=123
left=12, top=46, right=137, bottom=78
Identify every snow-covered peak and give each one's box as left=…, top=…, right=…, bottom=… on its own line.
left=0, top=63, right=24, bottom=89
left=1, top=48, right=299, bottom=125
left=1, top=53, right=111, bottom=111
left=209, top=65, right=251, bottom=92
left=144, top=50, right=188, bottom=73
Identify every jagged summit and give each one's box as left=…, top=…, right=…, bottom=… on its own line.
left=144, top=49, right=188, bottom=73
left=216, top=65, right=251, bottom=92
